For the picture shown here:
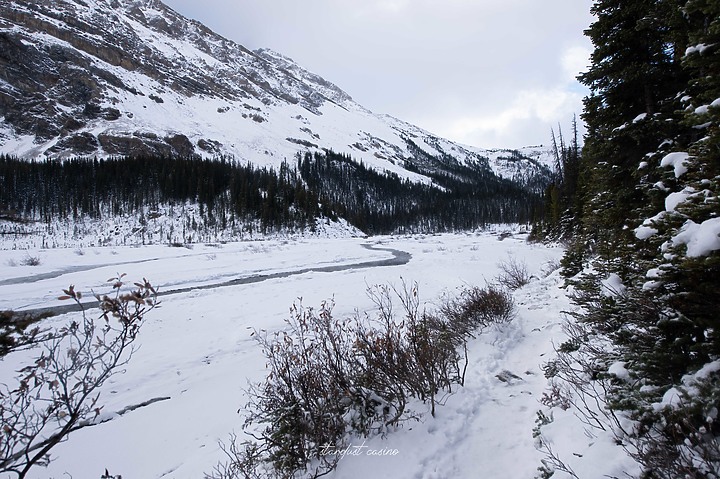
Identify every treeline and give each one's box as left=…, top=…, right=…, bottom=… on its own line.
left=0, top=150, right=543, bottom=237
left=531, top=117, right=581, bottom=240
left=299, top=150, right=541, bottom=234
left=0, top=154, right=320, bottom=234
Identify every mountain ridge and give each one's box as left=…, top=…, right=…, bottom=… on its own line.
left=0, top=0, right=552, bottom=186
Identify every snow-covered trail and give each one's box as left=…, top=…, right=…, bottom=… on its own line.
left=0, top=232, right=567, bottom=478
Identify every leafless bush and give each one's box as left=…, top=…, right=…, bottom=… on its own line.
left=540, top=315, right=720, bottom=479
left=205, top=433, right=269, bottom=479
left=496, top=255, right=530, bottom=290
left=211, top=280, right=518, bottom=478
left=219, top=300, right=362, bottom=478
left=0, top=276, right=157, bottom=479
left=540, top=379, right=572, bottom=411
left=541, top=259, right=562, bottom=278
left=223, top=292, right=417, bottom=479
left=440, top=284, right=516, bottom=336
left=533, top=410, right=580, bottom=479
left=19, top=255, right=41, bottom=267
left=357, top=282, right=461, bottom=417
left=626, top=381, right=720, bottom=479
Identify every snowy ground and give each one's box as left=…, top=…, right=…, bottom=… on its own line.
left=0, top=232, right=630, bottom=478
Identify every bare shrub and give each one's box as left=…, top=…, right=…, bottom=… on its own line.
left=615, top=373, right=720, bottom=479
left=205, top=434, right=266, bottom=479
left=496, top=255, right=530, bottom=290
left=227, top=291, right=422, bottom=479
left=251, top=300, right=362, bottom=477
left=440, top=284, right=516, bottom=336
left=19, top=255, right=41, bottom=267
left=211, top=280, right=517, bottom=478
left=356, top=282, right=462, bottom=417
left=539, top=312, right=720, bottom=479
left=540, top=380, right=573, bottom=411
left=541, top=259, right=562, bottom=278
left=0, top=276, right=157, bottom=478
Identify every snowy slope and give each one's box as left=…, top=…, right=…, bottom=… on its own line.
left=0, top=0, right=552, bottom=184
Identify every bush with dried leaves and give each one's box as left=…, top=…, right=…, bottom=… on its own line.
left=0, top=275, right=156, bottom=479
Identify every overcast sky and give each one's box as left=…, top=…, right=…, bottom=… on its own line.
left=162, top=0, right=595, bottom=149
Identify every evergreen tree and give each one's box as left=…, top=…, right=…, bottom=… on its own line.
left=561, top=0, right=720, bottom=476
left=576, top=0, right=688, bottom=263
left=532, top=118, right=581, bottom=241
left=0, top=150, right=547, bottom=240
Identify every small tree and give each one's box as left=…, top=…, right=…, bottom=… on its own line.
left=0, top=275, right=157, bottom=478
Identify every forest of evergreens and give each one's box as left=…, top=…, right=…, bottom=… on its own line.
left=0, top=149, right=544, bottom=238
left=534, top=1, right=720, bottom=477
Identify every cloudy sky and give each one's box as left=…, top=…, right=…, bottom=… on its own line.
left=162, top=0, right=595, bottom=149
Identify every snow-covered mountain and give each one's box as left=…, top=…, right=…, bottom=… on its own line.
left=0, top=0, right=552, bottom=184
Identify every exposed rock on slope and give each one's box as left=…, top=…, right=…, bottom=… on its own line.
left=0, top=0, right=551, bottom=185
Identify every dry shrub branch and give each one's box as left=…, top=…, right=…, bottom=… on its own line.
left=0, top=276, right=157, bottom=479
left=209, top=280, right=516, bottom=479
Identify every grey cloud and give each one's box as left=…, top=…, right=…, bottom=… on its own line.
left=164, top=0, right=594, bottom=148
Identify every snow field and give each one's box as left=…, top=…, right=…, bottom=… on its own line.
left=0, top=232, right=585, bottom=478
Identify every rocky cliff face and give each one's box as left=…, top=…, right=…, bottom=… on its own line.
left=0, top=0, right=552, bottom=183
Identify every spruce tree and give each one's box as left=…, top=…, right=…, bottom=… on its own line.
left=577, top=0, right=688, bottom=263
left=563, top=0, right=720, bottom=476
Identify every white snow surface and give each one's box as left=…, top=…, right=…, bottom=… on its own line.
left=671, top=217, right=720, bottom=257
left=665, top=187, right=696, bottom=212
left=660, top=152, right=691, bottom=178
left=601, top=273, right=626, bottom=297
left=685, top=43, right=713, bottom=56
left=0, top=202, right=365, bottom=250
left=608, top=361, right=631, bottom=381
left=0, top=232, right=635, bottom=478
left=635, top=224, right=659, bottom=240
left=654, top=361, right=720, bottom=413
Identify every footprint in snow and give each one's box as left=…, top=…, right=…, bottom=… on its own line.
left=495, top=370, right=523, bottom=384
